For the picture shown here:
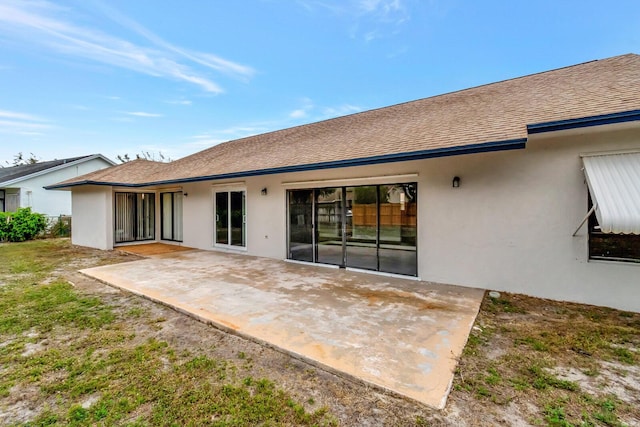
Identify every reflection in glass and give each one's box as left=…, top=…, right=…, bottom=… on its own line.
left=215, top=192, right=228, bottom=245
left=378, top=184, right=417, bottom=276
left=230, top=191, right=245, bottom=246
left=316, top=188, right=343, bottom=266
left=286, top=183, right=418, bottom=277
left=345, top=186, right=378, bottom=270
left=288, top=190, right=314, bottom=262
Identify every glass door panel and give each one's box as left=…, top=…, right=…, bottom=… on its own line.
left=378, top=184, right=417, bottom=276
left=288, top=190, right=314, bottom=262
left=136, top=193, right=155, bottom=240
left=115, top=193, right=135, bottom=243
left=215, top=192, right=229, bottom=245
left=161, top=192, right=183, bottom=242
left=173, top=192, right=183, bottom=241
left=316, top=188, right=343, bottom=266
left=161, top=193, right=173, bottom=240
left=230, top=191, right=245, bottom=246
left=345, top=186, right=378, bottom=271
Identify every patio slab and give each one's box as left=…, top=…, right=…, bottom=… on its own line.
left=81, top=250, right=484, bottom=409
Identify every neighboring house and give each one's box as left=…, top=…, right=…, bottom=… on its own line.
left=47, top=54, right=640, bottom=311
left=1, top=155, right=115, bottom=216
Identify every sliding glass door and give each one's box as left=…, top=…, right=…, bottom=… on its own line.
left=288, top=190, right=314, bottom=262
left=214, top=190, right=246, bottom=247
left=287, top=183, right=417, bottom=276
left=115, top=192, right=155, bottom=243
left=316, top=188, right=344, bottom=266
left=345, top=186, right=378, bottom=271
left=161, top=191, right=183, bottom=242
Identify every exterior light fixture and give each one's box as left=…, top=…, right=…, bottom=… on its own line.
left=261, top=188, right=268, bottom=196
left=452, top=176, right=461, bottom=188
left=183, top=192, right=188, bottom=197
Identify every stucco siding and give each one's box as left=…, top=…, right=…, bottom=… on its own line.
left=417, top=126, right=639, bottom=311
left=72, top=186, right=112, bottom=250
left=15, top=157, right=113, bottom=216
left=70, top=125, right=640, bottom=311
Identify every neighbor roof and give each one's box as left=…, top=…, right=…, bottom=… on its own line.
left=1, top=155, right=113, bottom=186
left=49, top=54, right=640, bottom=189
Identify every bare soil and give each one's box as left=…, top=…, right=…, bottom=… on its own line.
left=3, top=242, right=639, bottom=426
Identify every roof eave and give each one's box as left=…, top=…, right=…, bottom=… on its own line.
left=527, top=109, right=640, bottom=134
left=48, top=138, right=527, bottom=189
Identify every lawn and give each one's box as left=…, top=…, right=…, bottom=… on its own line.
left=0, top=239, right=638, bottom=426
left=0, top=240, right=335, bottom=426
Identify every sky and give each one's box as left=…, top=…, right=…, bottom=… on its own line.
left=0, top=0, right=639, bottom=165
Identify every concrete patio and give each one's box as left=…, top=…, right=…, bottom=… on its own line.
left=80, top=249, right=484, bottom=409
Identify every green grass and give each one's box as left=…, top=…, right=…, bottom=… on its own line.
left=0, top=240, right=337, bottom=426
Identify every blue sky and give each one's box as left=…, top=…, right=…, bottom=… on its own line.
left=0, top=0, right=638, bottom=165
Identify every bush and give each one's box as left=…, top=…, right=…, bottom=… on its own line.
left=46, top=215, right=72, bottom=238
left=0, top=208, right=47, bottom=242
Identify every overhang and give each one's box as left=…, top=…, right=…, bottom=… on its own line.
left=582, top=150, right=640, bottom=235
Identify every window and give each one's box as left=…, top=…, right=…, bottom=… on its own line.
left=161, top=191, right=183, bottom=242
left=214, top=190, right=246, bottom=247
left=588, top=195, right=640, bottom=263
left=581, top=152, right=640, bottom=263
left=5, top=189, right=19, bottom=212
left=287, top=183, right=418, bottom=276
left=114, top=192, right=155, bottom=243
left=0, top=189, right=4, bottom=212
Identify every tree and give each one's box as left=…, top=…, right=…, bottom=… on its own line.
left=2, top=152, right=39, bottom=167
left=116, top=151, right=172, bottom=163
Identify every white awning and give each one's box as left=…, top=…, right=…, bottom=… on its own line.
left=582, top=151, right=640, bottom=235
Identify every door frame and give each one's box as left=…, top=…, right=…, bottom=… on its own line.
left=212, top=186, right=247, bottom=250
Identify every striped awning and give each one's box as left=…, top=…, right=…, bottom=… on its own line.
left=582, top=151, right=640, bottom=235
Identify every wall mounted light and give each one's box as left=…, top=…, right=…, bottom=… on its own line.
left=261, top=187, right=268, bottom=196
left=183, top=192, right=188, bottom=197
left=452, top=176, right=461, bottom=188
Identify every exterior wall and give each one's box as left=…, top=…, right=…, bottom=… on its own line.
left=13, top=157, right=113, bottom=216
left=70, top=124, right=639, bottom=311
left=181, top=125, right=640, bottom=311
left=71, top=186, right=113, bottom=250
left=417, top=126, right=639, bottom=312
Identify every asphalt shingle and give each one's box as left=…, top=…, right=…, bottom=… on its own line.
left=52, top=54, right=640, bottom=188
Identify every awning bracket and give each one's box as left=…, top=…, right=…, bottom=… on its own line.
left=573, top=203, right=597, bottom=237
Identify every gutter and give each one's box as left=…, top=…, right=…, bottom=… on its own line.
left=527, top=109, right=640, bottom=134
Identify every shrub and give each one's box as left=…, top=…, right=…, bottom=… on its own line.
left=47, top=215, right=72, bottom=238
left=0, top=208, right=47, bottom=242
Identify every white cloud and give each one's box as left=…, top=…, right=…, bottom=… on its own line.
left=323, top=104, right=362, bottom=117
left=288, top=97, right=314, bottom=119
left=166, top=100, right=192, bottom=106
left=289, top=109, right=308, bottom=119
left=124, top=111, right=163, bottom=118
left=0, top=110, right=46, bottom=122
left=0, top=0, right=255, bottom=93
left=297, top=0, right=410, bottom=42
left=0, top=120, right=50, bottom=130
left=0, top=110, right=52, bottom=135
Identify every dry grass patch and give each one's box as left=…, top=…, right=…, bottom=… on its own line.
left=454, top=292, right=640, bottom=426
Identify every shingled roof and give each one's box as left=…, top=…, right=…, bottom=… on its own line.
left=1, top=155, right=91, bottom=184
left=49, top=54, right=640, bottom=189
